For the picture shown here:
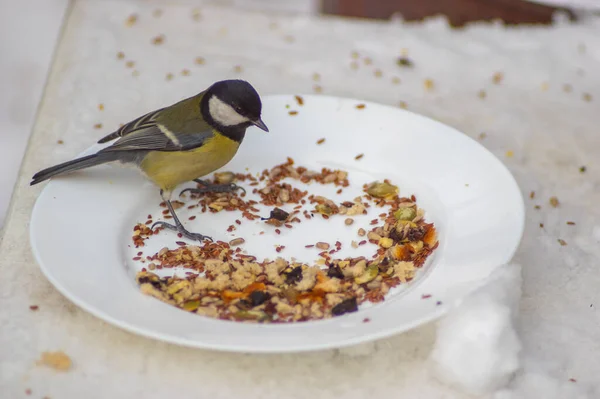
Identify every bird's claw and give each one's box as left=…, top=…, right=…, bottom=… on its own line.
left=151, top=221, right=213, bottom=242
left=180, top=181, right=246, bottom=197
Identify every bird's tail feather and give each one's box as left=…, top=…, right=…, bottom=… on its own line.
left=30, top=153, right=117, bottom=186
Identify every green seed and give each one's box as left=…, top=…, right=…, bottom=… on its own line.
left=394, top=207, right=416, bottom=221
left=355, top=265, right=379, bottom=284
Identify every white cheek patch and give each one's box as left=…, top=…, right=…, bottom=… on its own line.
left=208, top=96, right=249, bottom=126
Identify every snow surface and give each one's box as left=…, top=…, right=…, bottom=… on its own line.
left=430, top=263, right=596, bottom=397
left=430, top=264, right=522, bottom=395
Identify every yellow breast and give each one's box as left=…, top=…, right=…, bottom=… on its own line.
left=139, top=131, right=241, bottom=191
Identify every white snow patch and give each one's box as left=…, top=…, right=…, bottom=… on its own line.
left=429, top=263, right=598, bottom=398
left=429, top=263, right=522, bottom=395
left=494, top=358, right=595, bottom=399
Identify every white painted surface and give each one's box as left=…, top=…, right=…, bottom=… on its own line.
left=0, top=0, right=69, bottom=227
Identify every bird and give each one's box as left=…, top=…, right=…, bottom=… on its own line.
left=30, top=79, right=269, bottom=242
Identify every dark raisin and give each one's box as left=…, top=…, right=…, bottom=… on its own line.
left=137, top=276, right=150, bottom=285
left=270, top=207, right=289, bottom=221
left=285, top=266, right=303, bottom=284
left=389, top=228, right=404, bottom=242
left=249, top=291, right=270, bottom=306
left=341, top=201, right=354, bottom=207
left=264, top=301, right=277, bottom=315
left=377, top=259, right=390, bottom=273
left=331, top=297, right=358, bottom=316
left=137, top=276, right=162, bottom=289
left=406, top=226, right=425, bottom=241
left=327, top=265, right=344, bottom=279
left=151, top=280, right=162, bottom=289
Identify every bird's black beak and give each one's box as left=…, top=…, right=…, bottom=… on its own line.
left=252, top=118, right=269, bottom=132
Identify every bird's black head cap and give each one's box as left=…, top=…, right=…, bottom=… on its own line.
left=209, top=80, right=262, bottom=119
left=201, top=79, right=268, bottom=139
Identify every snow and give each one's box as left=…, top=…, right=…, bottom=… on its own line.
left=494, top=358, right=595, bottom=399
left=430, top=263, right=598, bottom=398
left=430, top=263, right=522, bottom=395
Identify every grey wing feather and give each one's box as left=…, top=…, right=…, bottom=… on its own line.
left=97, top=108, right=165, bottom=144
left=99, top=124, right=214, bottom=153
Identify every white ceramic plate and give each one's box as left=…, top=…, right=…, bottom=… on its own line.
left=30, top=95, right=524, bottom=353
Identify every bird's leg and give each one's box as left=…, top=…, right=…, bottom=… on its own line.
left=151, top=190, right=212, bottom=242
left=179, top=178, right=245, bottom=197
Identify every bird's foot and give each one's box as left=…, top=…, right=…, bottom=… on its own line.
left=151, top=221, right=213, bottom=242
left=180, top=179, right=246, bottom=197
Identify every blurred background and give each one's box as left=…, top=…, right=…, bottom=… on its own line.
left=1, top=0, right=598, bottom=228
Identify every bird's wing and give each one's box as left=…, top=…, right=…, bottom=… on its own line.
left=97, top=108, right=165, bottom=144
left=97, top=91, right=207, bottom=144
left=99, top=123, right=215, bottom=153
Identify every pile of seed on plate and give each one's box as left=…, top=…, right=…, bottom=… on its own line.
left=133, top=158, right=438, bottom=323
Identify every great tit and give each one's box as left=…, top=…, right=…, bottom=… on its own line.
left=30, top=79, right=269, bottom=242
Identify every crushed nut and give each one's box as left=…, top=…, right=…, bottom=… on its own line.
left=152, top=35, right=165, bottom=45
left=125, top=14, right=138, bottom=27
left=37, top=351, right=72, bottom=371
left=396, top=57, right=413, bottom=67
left=492, top=72, right=504, bottom=84
left=229, top=238, right=245, bottom=247
left=192, top=8, right=202, bottom=21
left=316, top=242, right=330, bottom=250
left=132, top=163, right=438, bottom=323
